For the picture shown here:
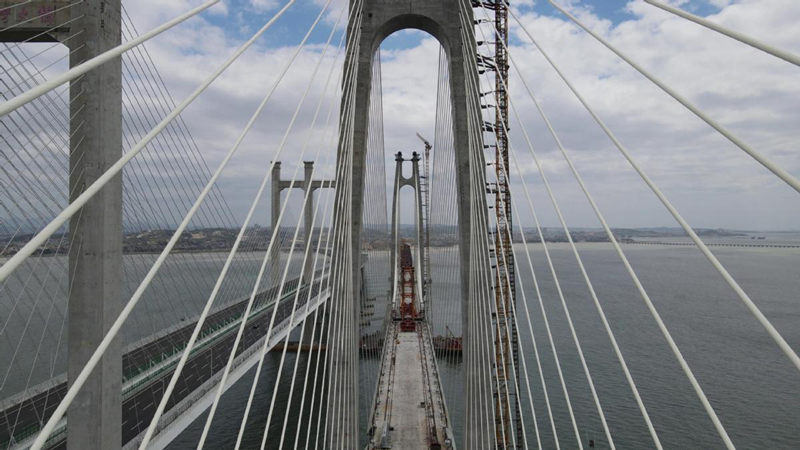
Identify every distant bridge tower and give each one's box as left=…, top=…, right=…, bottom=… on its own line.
left=1, top=2, right=124, bottom=448
left=389, top=152, right=425, bottom=304
left=328, top=0, right=504, bottom=447
left=270, top=161, right=335, bottom=284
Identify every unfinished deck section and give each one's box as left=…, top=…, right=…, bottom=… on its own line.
left=368, top=321, right=453, bottom=449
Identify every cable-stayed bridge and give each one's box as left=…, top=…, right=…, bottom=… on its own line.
left=1, top=0, right=799, bottom=449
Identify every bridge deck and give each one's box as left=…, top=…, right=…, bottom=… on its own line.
left=368, top=321, right=452, bottom=449
left=0, top=273, right=325, bottom=449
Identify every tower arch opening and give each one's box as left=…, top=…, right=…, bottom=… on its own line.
left=333, top=2, right=490, bottom=447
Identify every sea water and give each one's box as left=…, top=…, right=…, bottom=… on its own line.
left=2, top=241, right=798, bottom=448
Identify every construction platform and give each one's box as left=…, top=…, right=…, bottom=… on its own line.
left=367, top=321, right=453, bottom=449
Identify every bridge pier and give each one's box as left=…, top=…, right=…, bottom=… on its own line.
left=66, top=1, right=124, bottom=449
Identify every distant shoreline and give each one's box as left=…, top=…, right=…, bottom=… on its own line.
left=3, top=239, right=799, bottom=261
left=2, top=227, right=798, bottom=258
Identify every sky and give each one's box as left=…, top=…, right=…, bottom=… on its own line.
left=45, top=0, right=800, bottom=230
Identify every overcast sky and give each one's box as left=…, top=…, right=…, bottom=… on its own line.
left=115, top=0, right=800, bottom=231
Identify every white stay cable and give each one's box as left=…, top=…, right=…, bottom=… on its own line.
left=547, top=0, right=800, bottom=194
left=476, top=9, right=659, bottom=448
left=307, top=254, right=339, bottom=449
left=318, top=33, right=359, bottom=449
left=0, top=0, right=298, bottom=286
left=295, top=263, right=331, bottom=450
left=255, top=26, right=348, bottom=449
left=503, top=144, right=599, bottom=450
left=0, top=0, right=218, bottom=116
left=471, top=23, right=546, bottom=450
left=504, top=4, right=734, bottom=447
left=308, top=4, right=363, bottom=444
left=487, top=176, right=539, bottom=450
left=459, top=32, right=559, bottom=444
left=466, top=16, right=585, bottom=448
left=448, top=52, right=558, bottom=439
left=644, top=0, right=800, bottom=67
left=237, top=10, right=361, bottom=448
left=201, top=2, right=345, bottom=445
left=496, top=215, right=554, bottom=450
left=233, top=82, right=338, bottom=450
left=503, top=47, right=716, bottom=448
left=459, top=20, right=497, bottom=444
left=500, top=88, right=617, bottom=450
left=460, top=6, right=578, bottom=448
left=461, top=20, right=520, bottom=447
left=280, top=183, right=335, bottom=449
left=322, top=203, right=353, bottom=447
left=472, top=13, right=531, bottom=448
left=472, top=143, right=525, bottom=449
left=506, top=186, right=569, bottom=449
left=137, top=4, right=342, bottom=449
left=323, top=115, right=353, bottom=448
left=270, top=150, right=340, bottom=448
left=257, top=144, right=337, bottom=449
left=460, top=13, right=502, bottom=443
left=311, top=95, right=356, bottom=450
left=391, top=166, right=401, bottom=309
left=26, top=4, right=300, bottom=449
left=494, top=10, right=718, bottom=448
left=329, top=49, right=361, bottom=446
left=311, top=158, right=355, bottom=449
left=466, top=176, right=485, bottom=448
left=292, top=121, right=346, bottom=448
left=509, top=0, right=800, bottom=376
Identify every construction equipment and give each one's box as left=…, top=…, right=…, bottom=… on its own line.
left=416, top=133, right=433, bottom=302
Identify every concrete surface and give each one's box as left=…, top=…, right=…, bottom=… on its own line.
left=336, top=1, right=486, bottom=444
left=67, top=1, right=124, bottom=448
left=368, top=322, right=451, bottom=449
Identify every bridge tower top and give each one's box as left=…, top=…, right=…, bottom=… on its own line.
left=350, top=0, right=469, bottom=54
left=341, top=0, right=483, bottom=320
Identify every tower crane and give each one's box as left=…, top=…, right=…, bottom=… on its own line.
left=415, top=132, right=432, bottom=301
left=415, top=132, right=431, bottom=152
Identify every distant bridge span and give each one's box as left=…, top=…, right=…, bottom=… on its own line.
left=1, top=274, right=329, bottom=450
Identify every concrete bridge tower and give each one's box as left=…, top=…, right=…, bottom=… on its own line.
left=328, top=0, right=496, bottom=446
left=1, top=2, right=125, bottom=448
left=389, top=151, right=426, bottom=307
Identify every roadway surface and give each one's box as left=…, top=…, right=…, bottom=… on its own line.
left=0, top=273, right=325, bottom=449
left=368, top=321, right=451, bottom=449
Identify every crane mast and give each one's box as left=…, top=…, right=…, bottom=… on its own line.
left=416, top=133, right=433, bottom=301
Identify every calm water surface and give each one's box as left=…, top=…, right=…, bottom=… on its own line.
left=2, top=242, right=798, bottom=448
left=170, top=242, right=799, bottom=449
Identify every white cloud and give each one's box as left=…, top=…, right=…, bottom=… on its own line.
left=9, top=0, right=800, bottom=231
left=708, top=0, right=732, bottom=7
left=498, top=0, right=800, bottom=229
left=209, top=2, right=229, bottom=16
left=249, top=0, right=279, bottom=12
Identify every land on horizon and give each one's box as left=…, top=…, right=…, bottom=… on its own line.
left=2, top=226, right=797, bottom=257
